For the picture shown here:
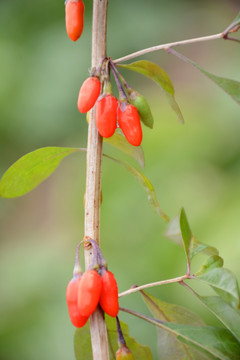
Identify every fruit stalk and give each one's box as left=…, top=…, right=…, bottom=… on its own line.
left=84, top=0, right=110, bottom=359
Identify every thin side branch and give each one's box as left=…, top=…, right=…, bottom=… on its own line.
left=113, top=24, right=240, bottom=64
left=118, top=274, right=191, bottom=298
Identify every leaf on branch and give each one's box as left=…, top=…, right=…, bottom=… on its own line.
left=169, top=49, right=240, bottom=105
left=190, top=238, right=219, bottom=259
left=195, top=255, right=224, bottom=276
left=118, top=60, right=184, bottom=123
left=186, top=288, right=240, bottom=342
left=165, top=210, right=219, bottom=260
left=74, top=316, right=153, bottom=360
left=179, top=208, right=193, bottom=271
left=141, top=290, right=209, bottom=360
left=0, top=147, right=82, bottom=198
left=104, top=128, right=145, bottom=169
left=103, top=153, right=169, bottom=222
left=195, top=267, right=240, bottom=308
left=125, top=301, right=240, bottom=360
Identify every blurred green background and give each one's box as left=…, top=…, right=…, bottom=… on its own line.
left=0, top=0, right=239, bottom=359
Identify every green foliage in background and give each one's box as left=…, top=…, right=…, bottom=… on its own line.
left=0, top=0, right=239, bottom=359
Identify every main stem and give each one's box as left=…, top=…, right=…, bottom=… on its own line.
left=84, top=0, right=109, bottom=359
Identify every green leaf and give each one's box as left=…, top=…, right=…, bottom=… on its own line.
left=74, top=316, right=153, bottom=360
left=179, top=208, right=193, bottom=269
left=195, top=255, right=224, bottom=276
left=104, top=128, right=145, bottom=168
left=190, top=238, right=219, bottom=259
left=195, top=267, right=240, bottom=308
left=74, top=321, right=92, bottom=359
left=103, top=154, right=169, bottom=222
left=187, top=290, right=240, bottom=342
left=165, top=212, right=219, bottom=259
left=141, top=290, right=209, bottom=360
left=125, top=307, right=240, bottom=360
left=169, top=50, right=240, bottom=105
left=118, top=60, right=184, bottom=123
left=0, top=147, right=81, bottom=198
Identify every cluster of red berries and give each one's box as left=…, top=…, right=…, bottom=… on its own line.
left=66, top=238, right=119, bottom=328
left=77, top=59, right=147, bottom=147
left=65, top=0, right=85, bottom=42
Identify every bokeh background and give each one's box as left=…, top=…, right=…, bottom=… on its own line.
left=0, top=0, right=239, bottom=359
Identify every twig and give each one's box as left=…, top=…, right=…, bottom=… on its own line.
left=118, top=274, right=192, bottom=298
left=113, top=24, right=240, bottom=64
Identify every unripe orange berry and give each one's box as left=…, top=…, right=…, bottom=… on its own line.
left=66, top=277, right=89, bottom=327
left=77, top=270, right=102, bottom=317
left=77, top=76, right=101, bottom=113
left=65, top=0, right=85, bottom=42
left=118, top=104, right=142, bottom=146
left=99, top=270, right=119, bottom=317
left=96, top=95, right=118, bottom=138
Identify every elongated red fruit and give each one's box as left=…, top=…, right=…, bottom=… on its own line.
left=99, top=270, right=119, bottom=317
left=96, top=95, right=118, bottom=137
left=77, top=76, right=101, bottom=113
left=65, top=0, right=85, bottom=42
left=118, top=104, right=142, bottom=146
left=66, top=276, right=89, bottom=327
left=77, top=270, right=102, bottom=317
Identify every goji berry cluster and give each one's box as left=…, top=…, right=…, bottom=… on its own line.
left=77, top=58, right=154, bottom=147
left=66, top=238, right=119, bottom=328
left=65, top=0, right=85, bottom=41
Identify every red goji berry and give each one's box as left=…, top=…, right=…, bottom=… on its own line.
left=99, top=270, right=119, bottom=317
left=65, top=0, right=85, bottom=42
left=96, top=95, right=118, bottom=137
left=77, top=76, right=101, bottom=113
left=66, top=277, right=89, bottom=327
left=118, top=104, right=142, bottom=146
left=77, top=270, right=102, bottom=317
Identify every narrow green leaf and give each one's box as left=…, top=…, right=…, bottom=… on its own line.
left=118, top=60, right=184, bottom=123
left=104, top=128, right=145, bottom=169
left=169, top=49, right=240, bottom=105
left=195, top=268, right=240, bottom=308
left=195, top=255, right=224, bottom=276
left=190, top=238, right=219, bottom=259
left=187, top=288, right=240, bottom=342
left=103, top=154, right=169, bottom=222
left=0, top=147, right=81, bottom=198
left=74, top=316, right=153, bottom=360
left=123, top=308, right=240, bottom=360
left=179, top=208, right=192, bottom=268
left=141, top=290, right=211, bottom=360
left=165, top=212, right=219, bottom=259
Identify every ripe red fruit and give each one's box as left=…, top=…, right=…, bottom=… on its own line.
left=65, top=0, right=85, bottom=42
left=118, top=104, right=142, bottom=146
left=66, top=277, right=89, bottom=327
left=77, top=270, right=102, bottom=317
left=96, top=95, right=118, bottom=137
left=99, top=270, right=119, bottom=317
left=77, top=77, right=101, bottom=113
